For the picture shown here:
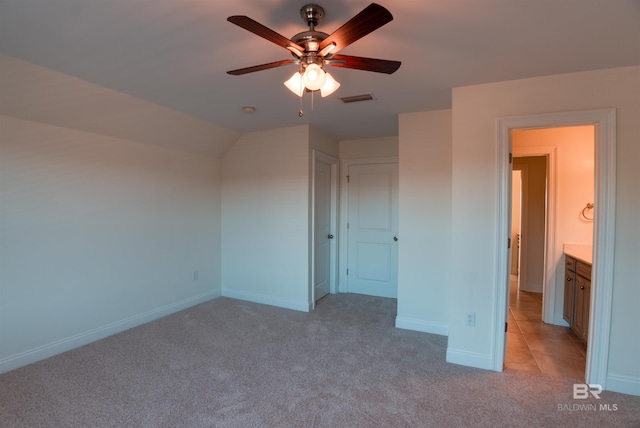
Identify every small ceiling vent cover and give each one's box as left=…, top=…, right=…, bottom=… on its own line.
left=340, top=94, right=376, bottom=104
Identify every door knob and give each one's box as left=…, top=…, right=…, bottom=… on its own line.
left=328, top=234, right=334, bottom=239
left=393, top=236, right=398, bottom=241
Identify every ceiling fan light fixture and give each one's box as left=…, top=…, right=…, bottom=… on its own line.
left=228, top=4, right=401, bottom=106
left=302, top=63, right=326, bottom=91
left=320, top=72, right=340, bottom=97
left=284, top=71, right=304, bottom=97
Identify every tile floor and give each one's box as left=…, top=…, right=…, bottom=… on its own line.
left=505, top=275, right=587, bottom=380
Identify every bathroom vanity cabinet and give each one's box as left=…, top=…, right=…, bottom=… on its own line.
left=563, top=254, right=591, bottom=343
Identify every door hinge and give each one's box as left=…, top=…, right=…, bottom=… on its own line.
left=509, top=153, right=513, bottom=163
left=346, top=268, right=349, bottom=276
left=508, top=238, right=511, bottom=249
left=505, top=322, right=508, bottom=333
left=347, top=222, right=349, bottom=229
left=346, top=175, right=350, bottom=183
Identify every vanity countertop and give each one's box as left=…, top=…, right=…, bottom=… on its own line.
left=564, top=243, right=593, bottom=265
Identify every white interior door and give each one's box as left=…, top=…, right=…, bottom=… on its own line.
left=347, top=163, right=398, bottom=298
left=314, top=159, right=332, bottom=302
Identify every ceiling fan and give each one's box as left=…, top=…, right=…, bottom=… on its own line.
left=227, top=3, right=401, bottom=98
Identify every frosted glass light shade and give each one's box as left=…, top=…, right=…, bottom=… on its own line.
left=320, top=72, right=340, bottom=97
left=303, top=64, right=326, bottom=91
left=284, top=68, right=340, bottom=98
left=284, top=72, right=304, bottom=97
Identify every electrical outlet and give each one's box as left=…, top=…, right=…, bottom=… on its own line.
left=192, top=270, right=199, bottom=281
left=466, top=312, right=476, bottom=327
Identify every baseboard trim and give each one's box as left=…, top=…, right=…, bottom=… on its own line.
left=553, top=316, right=570, bottom=327
left=606, top=373, right=640, bottom=396
left=222, top=288, right=309, bottom=312
left=519, top=282, right=543, bottom=293
left=446, top=347, right=494, bottom=371
left=0, top=290, right=220, bottom=375
left=395, top=316, right=448, bottom=336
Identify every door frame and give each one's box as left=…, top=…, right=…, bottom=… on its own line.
left=494, top=108, right=616, bottom=388
left=510, top=169, right=523, bottom=279
left=310, top=150, right=339, bottom=308
left=512, top=146, right=558, bottom=324
left=339, top=157, right=399, bottom=293
left=511, top=162, right=529, bottom=293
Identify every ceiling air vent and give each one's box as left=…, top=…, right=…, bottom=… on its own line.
left=340, top=94, right=376, bottom=104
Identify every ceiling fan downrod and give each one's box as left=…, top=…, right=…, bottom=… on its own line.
left=300, top=4, right=325, bottom=31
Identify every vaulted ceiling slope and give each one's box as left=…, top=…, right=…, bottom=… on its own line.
left=1, top=0, right=639, bottom=140
left=0, top=55, right=240, bottom=157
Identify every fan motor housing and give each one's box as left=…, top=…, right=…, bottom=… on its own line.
left=300, top=4, right=325, bottom=29
left=291, top=30, right=329, bottom=67
left=291, top=30, right=329, bottom=50
left=291, top=5, right=330, bottom=67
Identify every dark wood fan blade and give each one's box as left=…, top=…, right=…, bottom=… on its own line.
left=227, top=59, right=295, bottom=75
left=318, top=3, right=393, bottom=54
left=228, top=16, right=305, bottom=53
left=328, top=54, right=401, bottom=74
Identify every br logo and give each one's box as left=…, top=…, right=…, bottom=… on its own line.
left=573, top=384, right=602, bottom=399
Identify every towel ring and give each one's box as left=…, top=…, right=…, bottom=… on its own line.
left=581, top=202, right=594, bottom=221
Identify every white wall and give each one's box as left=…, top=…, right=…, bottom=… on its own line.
left=339, top=136, right=398, bottom=159
left=448, top=66, right=640, bottom=395
left=221, top=125, right=313, bottom=311
left=0, top=116, right=223, bottom=373
left=396, top=110, right=452, bottom=336
left=310, top=126, right=339, bottom=159
left=0, top=56, right=238, bottom=374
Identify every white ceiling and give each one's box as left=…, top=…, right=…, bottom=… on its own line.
left=1, top=0, right=639, bottom=140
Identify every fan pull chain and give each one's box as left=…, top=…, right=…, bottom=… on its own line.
left=298, top=71, right=304, bottom=117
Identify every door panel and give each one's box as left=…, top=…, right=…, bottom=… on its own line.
left=347, top=163, right=398, bottom=298
left=356, top=242, right=392, bottom=281
left=357, top=172, right=392, bottom=229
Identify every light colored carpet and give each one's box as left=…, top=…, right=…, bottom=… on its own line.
left=1, top=294, right=638, bottom=427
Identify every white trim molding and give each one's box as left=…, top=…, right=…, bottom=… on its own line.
left=396, top=317, right=449, bottom=336
left=494, top=109, right=616, bottom=391
left=605, top=374, right=640, bottom=397
left=0, top=290, right=220, bottom=375
left=512, top=145, right=558, bottom=325
left=446, top=348, right=493, bottom=371
left=222, top=288, right=310, bottom=312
